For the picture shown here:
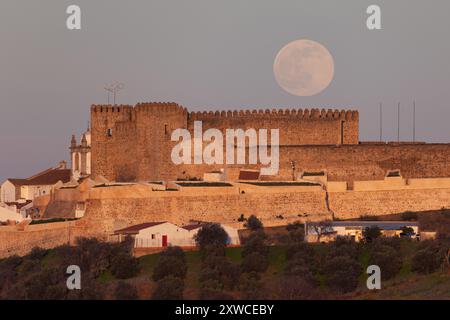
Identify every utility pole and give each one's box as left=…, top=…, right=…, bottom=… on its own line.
left=379, top=103, right=383, bottom=142
left=397, top=102, right=400, bottom=142
left=413, top=101, right=416, bottom=142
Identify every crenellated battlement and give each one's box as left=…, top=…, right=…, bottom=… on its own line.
left=91, top=104, right=133, bottom=113
left=91, top=103, right=357, bottom=121
left=134, top=102, right=187, bottom=115
left=188, top=108, right=358, bottom=121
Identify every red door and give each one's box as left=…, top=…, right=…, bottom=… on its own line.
left=162, top=235, right=168, bottom=247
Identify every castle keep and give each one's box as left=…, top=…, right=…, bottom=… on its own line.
left=90, top=102, right=450, bottom=183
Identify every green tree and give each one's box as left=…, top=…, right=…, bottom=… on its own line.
left=194, top=223, right=229, bottom=250
left=114, top=281, right=138, bottom=300
left=152, top=275, right=184, bottom=300
left=110, top=252, right=140, bottom=279
left=323, top=255, right=361, bottom=293
left=362, top=226, right=382, bottom=242
left=369, top=244, right=402, bottom=280
left=152, top=255, right=187, bottom=281
left=244, top=215, right=263, bottom=231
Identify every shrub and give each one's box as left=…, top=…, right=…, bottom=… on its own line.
left=152, top=255, right=187, bottom=281
left=327, top=237, right=360, bottom=260
left=284, top=260, right=315, bottom=284
left=237, top=214, right=246, bottom=222
left=239, top=271, right=264, bottom=300
left=199, top=279, right=234, bottom=300
left=244, top=215, right=263, bottom=231
left=278, top=275, right=318, bottom=300
left=75, top=238, right=115, bottom=276
left=373, top=236, right=402, bottom=250
left=401, top=226, right=415, bottom=237
left=19, top=259, right=41, bottom=274
left=194, top=223, right=229, bottom=250
left=201, top=243, right=226, bottom=260
left=200, top=255, right=240, bottom=290
left=114, top=281, right=138, bottom=300
left=411, top=241, right=445, bottom=274
left=241, top=231, right=268, bottom=258
left=110, top=253, right=140, bottom=279
left=369, top=245, right=403, bottom=280
left=23, top=266, right=67, bottom=300
left=323, top=256, right=361, bottom=293
left=152, top=275, right=184, bottom=300
left=411, top=250, right=441, bottom=274
left=286, top=242, right=314, bottom=260
left=27, top=247, right=48, bottom=260
left=241, top=252, right=269, bottom=273
left=362, top=226, right=382, bottom=242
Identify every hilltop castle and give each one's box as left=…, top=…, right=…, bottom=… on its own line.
left=89, top=102, right=450, bottom=183
left=3, top=102, right=450, bottom=258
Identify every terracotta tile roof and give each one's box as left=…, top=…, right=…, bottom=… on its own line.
left=26, top=168, right=71, bottom=185
left=114, top=222, right=167, bottom=235
left=182, top=223, right=207, bottom=231
left=6, top=168, right=71, bottom=187
left=7, top=179, right=28, bottom=186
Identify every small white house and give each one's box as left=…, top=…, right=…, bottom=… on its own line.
left=113, top=221, right=240, bottom=248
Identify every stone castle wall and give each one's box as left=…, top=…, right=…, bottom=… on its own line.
left=331, top=188, right=450, bottom=219
left=165, top=143, right=450, bottom=182
left=0, top=222, right=75, bottom=258
left=80, top=189, right=330, bottom=237
left=90, top=103, right=360, bottom=181
left=76, top=183, right=450, bottom=238
left=3, top=180, right=450, bottom=257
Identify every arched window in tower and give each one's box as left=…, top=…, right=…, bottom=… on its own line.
left=107, top=128, right=113, bottom=137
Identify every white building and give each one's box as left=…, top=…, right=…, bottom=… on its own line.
left=0, top=204, right=27, bottom=223
left=305, top=221, right=420, bottom=243
left=113, top=221, right=240, bottom=248
left=0, top=162, right=71, bottom=203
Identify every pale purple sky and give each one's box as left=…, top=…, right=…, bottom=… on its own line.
left=1, top=0, right=450, bottom=181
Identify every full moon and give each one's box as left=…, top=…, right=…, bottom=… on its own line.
left=273, top=39, right=334, bottom=96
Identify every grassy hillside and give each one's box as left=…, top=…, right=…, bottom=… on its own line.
left=1, top=235, right=448, bottom=300
left=135, top=243, right=449, bottom=300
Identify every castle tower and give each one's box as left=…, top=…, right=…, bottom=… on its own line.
left=90, top=103, right=187, bottom=181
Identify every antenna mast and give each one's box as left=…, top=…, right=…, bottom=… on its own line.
left=104, top=82, right=125, bottom=105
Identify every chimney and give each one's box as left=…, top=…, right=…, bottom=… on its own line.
left=58, top=160, right=67, bottom=169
